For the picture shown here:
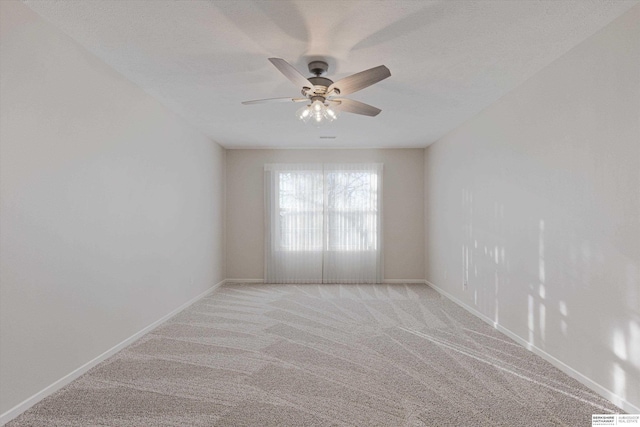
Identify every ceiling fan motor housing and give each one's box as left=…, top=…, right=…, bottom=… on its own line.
left=304, top=75, right=335, bottom=97
left=308, top=76, right=333, bottom=87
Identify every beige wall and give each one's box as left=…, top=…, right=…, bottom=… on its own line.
left=0, top=1, right=225, bottom=414
left=424, top=6, right=640, bottom=411
left=227, top=149, right=424, bottom=281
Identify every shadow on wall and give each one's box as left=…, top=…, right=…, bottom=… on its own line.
left=457, top=187, right=639, bottom=409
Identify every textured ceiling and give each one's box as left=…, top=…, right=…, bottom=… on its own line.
left=22, top=0, right=639, bottom=149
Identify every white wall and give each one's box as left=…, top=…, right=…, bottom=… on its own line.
left=0, top=1, right=225, bottom=415
left=424, top=5, right=639, bottom=411
left=227, top=149, right=424, bottom=281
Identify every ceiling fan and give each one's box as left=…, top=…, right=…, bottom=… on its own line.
left=242, top=58, right=391, bottom=125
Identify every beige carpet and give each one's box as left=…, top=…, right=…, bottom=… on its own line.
left=8, top=282, right=620, bottom=426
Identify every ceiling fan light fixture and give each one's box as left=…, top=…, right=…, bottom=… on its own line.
left=297, top=99, right=338, bottom=127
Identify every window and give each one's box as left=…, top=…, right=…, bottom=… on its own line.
left=265, top=163, right=383, bottom=284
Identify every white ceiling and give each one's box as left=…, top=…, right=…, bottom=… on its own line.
left=23, top=0, right=638, bottom=149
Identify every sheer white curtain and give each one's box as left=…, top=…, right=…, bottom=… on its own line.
left=264, top=164, right=324, bottom=283
left=322, top=163, right=383, bottom=283
left=264, top=163, right=383, bottom=284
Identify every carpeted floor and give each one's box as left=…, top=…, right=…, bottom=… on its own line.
left=8, top=282, right=620, bottom=426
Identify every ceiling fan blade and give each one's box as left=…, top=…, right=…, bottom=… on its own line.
left=327, top=65, right=390, bottom=96
left=268, top=58, right=314, bottom=89
left=242, top=97, right=308, bottom=105
left=329, top=98, right=382, bottom=117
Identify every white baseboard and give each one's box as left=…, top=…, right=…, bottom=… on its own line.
left=424, top=279, right=640, bottom=414
left=224, top=278, right=265, bottom=283
left=0, top=280, right=225, bottom=426
left=225, top=279, right=425, bottom=284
